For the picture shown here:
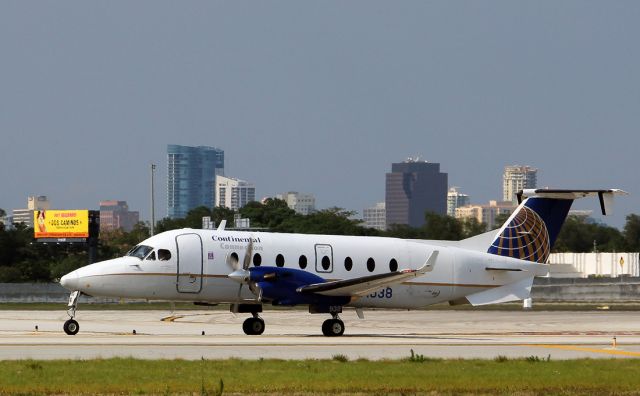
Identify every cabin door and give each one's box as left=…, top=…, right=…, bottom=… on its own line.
left=315, top=244, right=333, bottom=273
left=175, top=233, right=203, bottom=293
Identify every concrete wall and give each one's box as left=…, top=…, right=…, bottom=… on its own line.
left=532, top=277, right=640, bottom=302
left=548, top=252, right=640, bottom=278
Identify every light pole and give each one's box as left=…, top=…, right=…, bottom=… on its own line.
left=150, top=163, right=156, bottom=236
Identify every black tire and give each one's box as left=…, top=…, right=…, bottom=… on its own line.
left=321, top=319, right=331, bottom=336
left=63, top=319, right=79, bottom=335
left=329, top=319, right=345, bottom=336
left=322, top=319, right=345, bottom=337
left=242, top=317, right=265, bottom=335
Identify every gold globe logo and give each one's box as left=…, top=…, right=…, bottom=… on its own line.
left=490, top=206, right=550, bottom=263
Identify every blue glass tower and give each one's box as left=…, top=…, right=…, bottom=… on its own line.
left=167, top=145, right=224, bottom=219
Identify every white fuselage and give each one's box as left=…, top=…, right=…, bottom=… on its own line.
left=61, top=228, right=547, bottom=309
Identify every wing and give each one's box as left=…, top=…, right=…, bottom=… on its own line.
left=297, top=250, right=438, bottom=297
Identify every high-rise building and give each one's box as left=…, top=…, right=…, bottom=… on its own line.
left=99, top=200, right=139, bottom=232
left=447, top=187, right=470, bottom=217
left=385, top=159, right=448, bottom=228
left=215, top=175, right=256, bottom=210
left=363, top=202, right=386, bottom=231
left=167, top=145, right=224, bottom=219
left=275, top=192, right=316, bottom=215
left=455, top=200, right=516, bottom=230
left=503, top=165, right=537, bottom=204
left=12, top=195, right=50, bottom=227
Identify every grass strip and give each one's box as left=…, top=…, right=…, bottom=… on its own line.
left=0, top=357, right=640, bottom=395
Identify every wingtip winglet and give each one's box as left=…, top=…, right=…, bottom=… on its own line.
left=416, top=250, right=438, bottom=274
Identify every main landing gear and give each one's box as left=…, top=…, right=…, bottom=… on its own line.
left=231, top=303, right=265, bottom=335
left=242, top=313, right=265, bottom=335
left=321, top=314, right=345, bottom=337
left=63, top=291, right=81, bottom=335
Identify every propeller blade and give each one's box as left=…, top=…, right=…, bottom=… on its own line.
left=242, top=239, right=254, bottom=270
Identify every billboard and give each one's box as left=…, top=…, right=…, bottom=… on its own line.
left=34, top=210, right=90, bottom=239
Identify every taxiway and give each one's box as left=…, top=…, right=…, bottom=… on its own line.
left=0, top=309, right=639, bottom=360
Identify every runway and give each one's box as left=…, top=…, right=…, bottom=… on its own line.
left=1, top=309, right=639, bottom=360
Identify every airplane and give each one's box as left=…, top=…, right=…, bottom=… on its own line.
left=59, top=188, right=626, bottom=336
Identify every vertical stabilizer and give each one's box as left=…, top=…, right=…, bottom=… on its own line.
left=487, top=189, right=626, bottom=263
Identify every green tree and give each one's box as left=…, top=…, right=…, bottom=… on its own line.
left=623, top=214, right=640, bottom=252
left=240, top=199, right=296, bottom=229
left=461, top=217, right=488, bottom=238
left=493, top=213, right=512, bottom=229
left=553, top=215, right=625, bottom=253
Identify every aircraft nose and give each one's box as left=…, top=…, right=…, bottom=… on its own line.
left=60, top=271, right=79, bottom=291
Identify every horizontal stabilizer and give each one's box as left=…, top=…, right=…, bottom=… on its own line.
left=517, top=189, right=628, bottom=215
left=465, top=277, right=534, bottom=306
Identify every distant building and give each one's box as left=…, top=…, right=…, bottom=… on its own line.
left=447, top=187, right=470, bottom=217
left=99, top=200, right=139, bottom=232
left=363, top=202, right=386, bottom=231
left=385, top=159, right=448, bottom=228
left=275, top=192, right=316, bottom=215
left=455, top=200, right=516, bottom=230
left=12, top=195, right=50, bottom=227
left=503, top=165, right=537, bottom=204
left=215, top=176, right=256, bottom=210
left=167, top=144, right=224, bottom=219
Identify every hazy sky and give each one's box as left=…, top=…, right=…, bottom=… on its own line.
left=1, top=1, right=639, bottom=228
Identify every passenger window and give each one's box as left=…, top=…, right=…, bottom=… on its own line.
left=367, top=258, right=375, bottom=272
left=321, top=256, right=330, bottom=271
left=299, top=255, right=307, bottom=269
left=344, top=257, right=353, bottom=271
left=158, top=249, right=171, bottom=261
left=276, top=254, right=285, bottom=267
left=253, top=253, right=262, bottom=266
left=146, top=251, right=156, bottom=261
left=389, top=258, right=398, bottom=272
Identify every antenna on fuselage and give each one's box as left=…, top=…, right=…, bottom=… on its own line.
left=217, top=220, right=227, bottom=231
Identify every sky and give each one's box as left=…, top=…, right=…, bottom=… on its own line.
left=1, top=1, right=639, bottom=228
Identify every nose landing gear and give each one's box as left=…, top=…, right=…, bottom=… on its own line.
left=63, top=291, right=81, bottom=335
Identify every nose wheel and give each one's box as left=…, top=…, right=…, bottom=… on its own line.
left=63, top=319, right=80, bottom=335
left=63, top=291, right=81, bottom=335
left=322, top=314, right=345, bottom=337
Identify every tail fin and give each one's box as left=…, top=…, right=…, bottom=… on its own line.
left=487, top=189, right=627, bottom=263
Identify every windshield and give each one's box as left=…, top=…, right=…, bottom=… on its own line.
left=127, top=245, right=154, bottom=259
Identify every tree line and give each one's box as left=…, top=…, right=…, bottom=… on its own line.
left=0, top=200, right=639, bottom=282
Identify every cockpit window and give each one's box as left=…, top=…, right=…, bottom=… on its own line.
left=127, top=245, right=153, bottom=259
left=158, top=249, right=172, bottom=261
left=145, top=251, right=156, bottom=261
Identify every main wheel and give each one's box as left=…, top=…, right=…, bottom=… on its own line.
left=63, top=319, right=79, bottom=335
left=242, top=317, right=265, bottom=335
left=322, top=319, right=345, bottom=337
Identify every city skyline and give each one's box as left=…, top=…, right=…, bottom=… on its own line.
left=1, top=2, right=638, bottom=228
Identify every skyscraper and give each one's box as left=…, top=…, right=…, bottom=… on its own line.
left=215, top=175, right=256, bottom=210
left=363, top=202, right=387, bottom=231
left=502, top=165, right=538, bottom=204
left=275, top=192, right=316, bottom=215
left=99, top=200, right=139, bottom=232
left=447, top=187, right=470, bottom=217
left=385, top=159, right=448, bottom=228
left=167, top=145, right=224, bottom=219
